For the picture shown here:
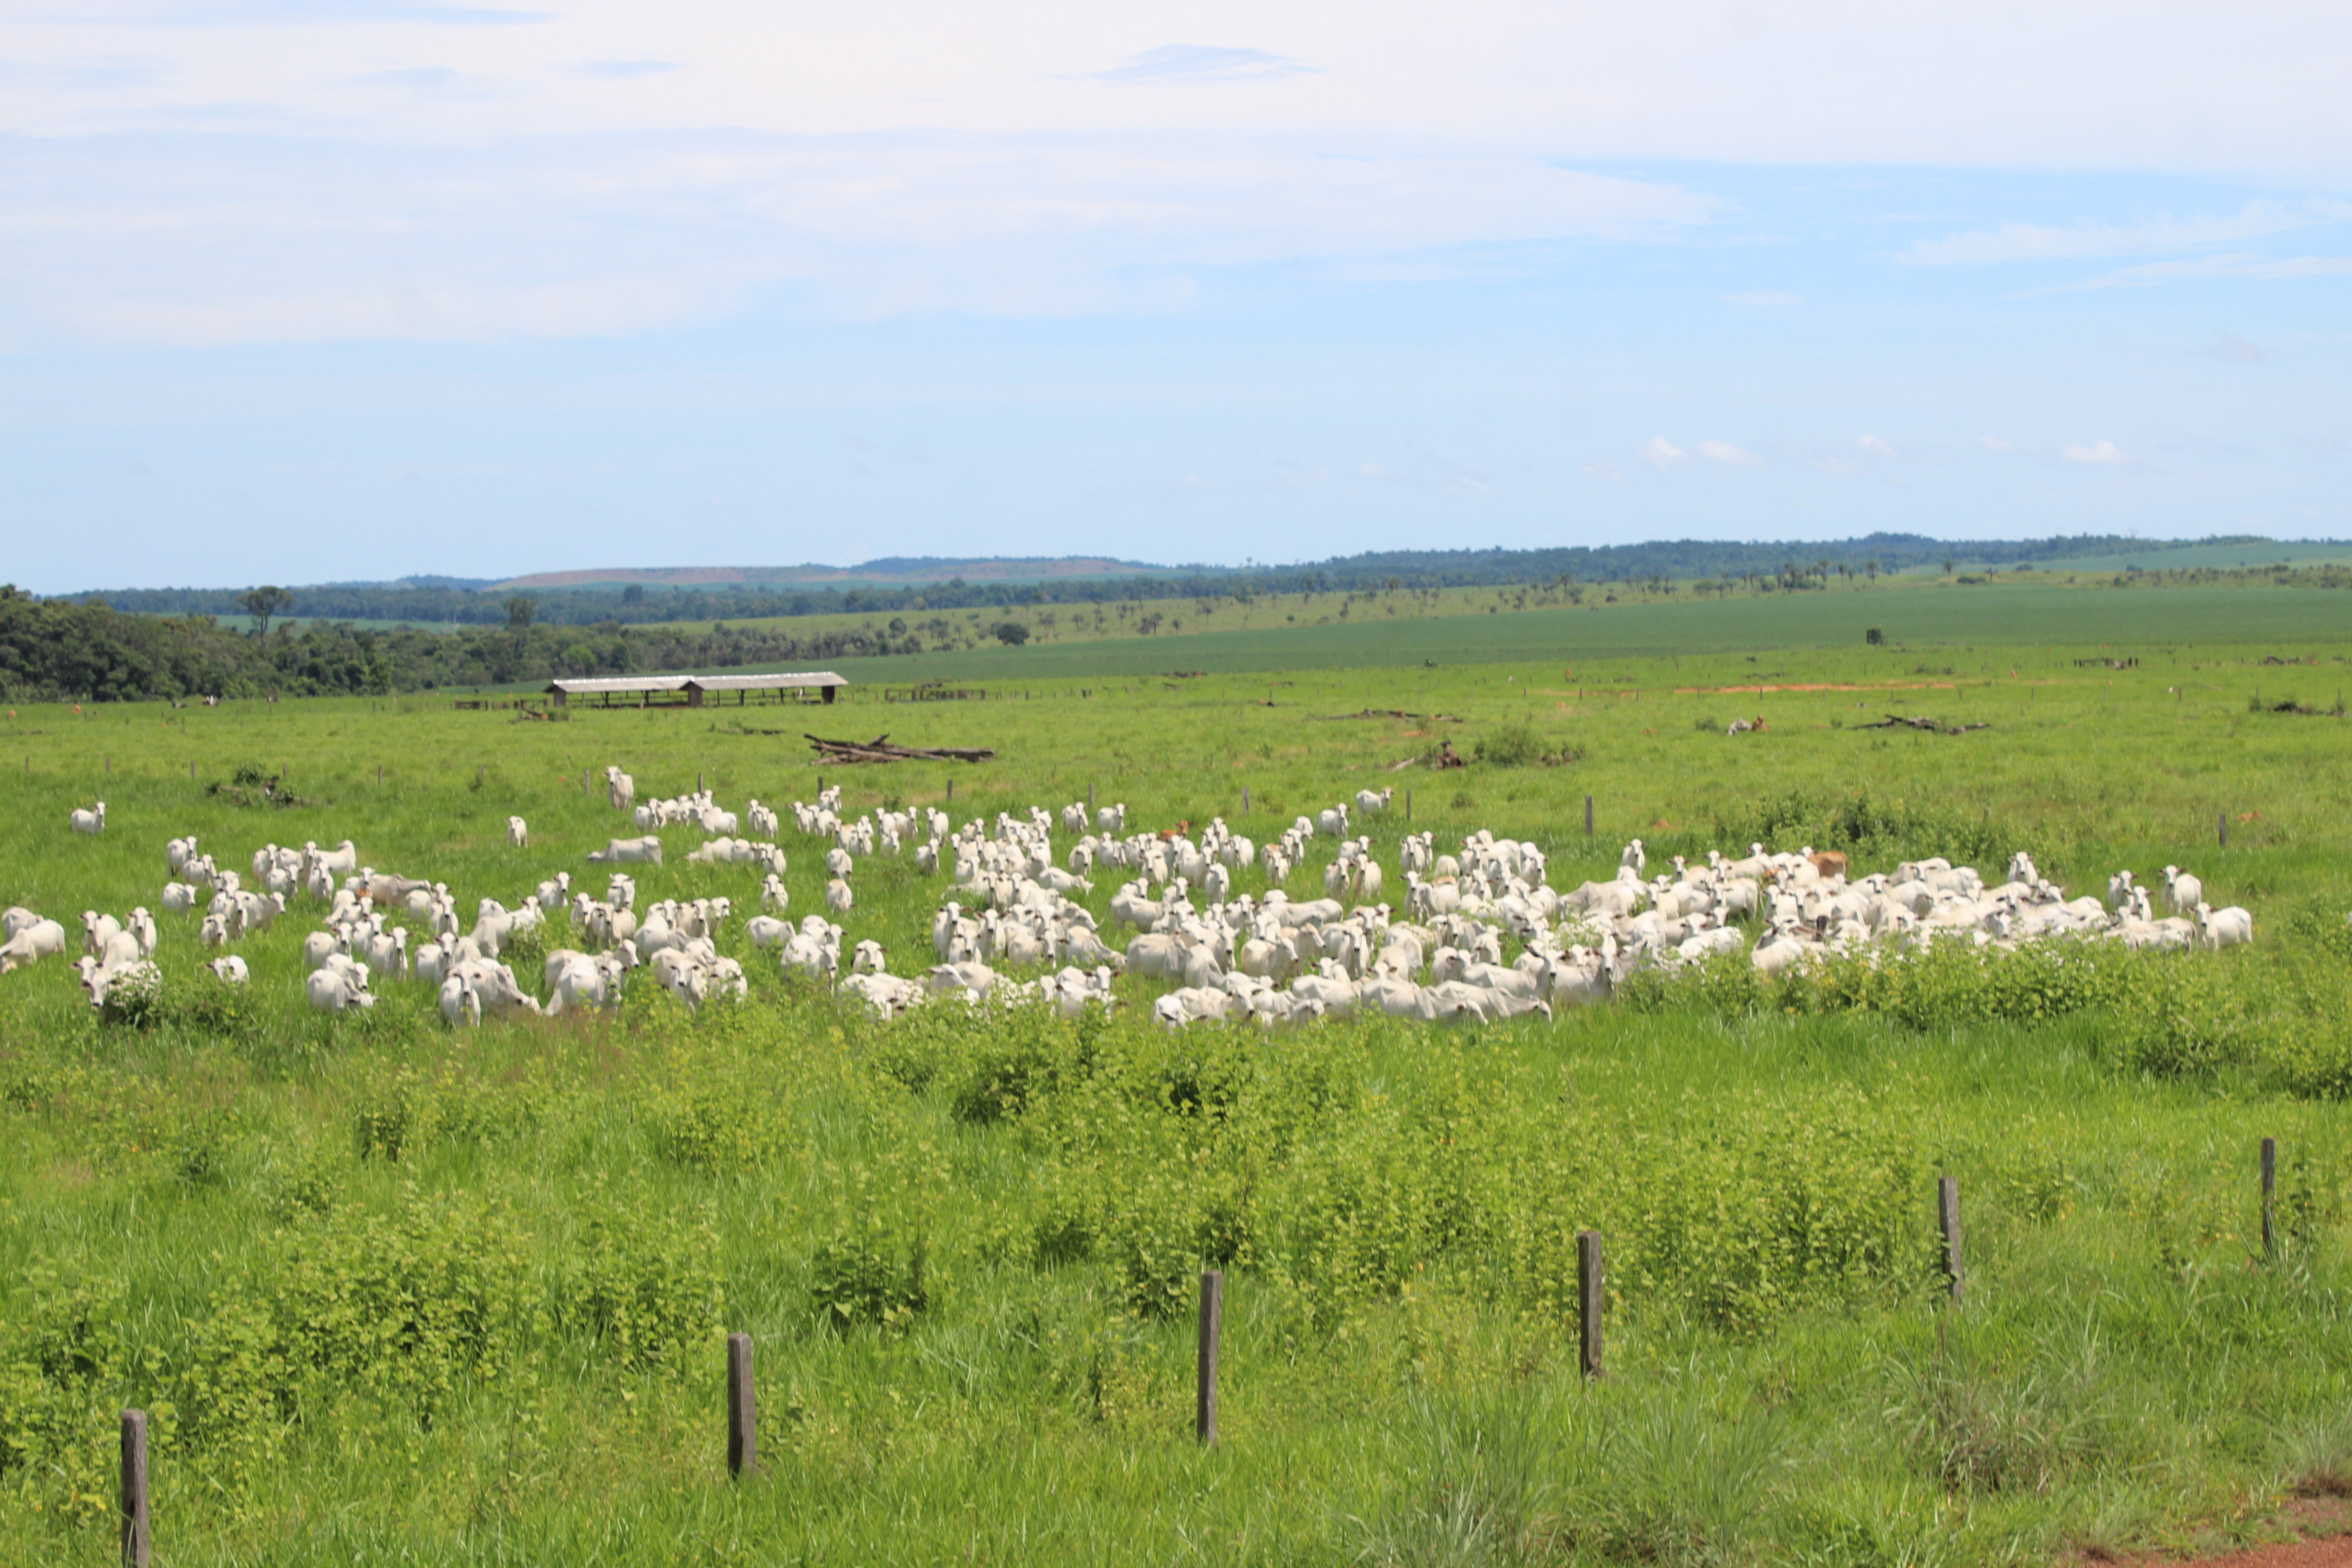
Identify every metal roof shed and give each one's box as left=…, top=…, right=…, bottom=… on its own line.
left=545, top=676, right=692, bottom=707
left=682, top=672, right=848, bottom=706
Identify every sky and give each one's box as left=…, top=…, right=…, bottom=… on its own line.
left=3, top=1, right=2349, bottom=593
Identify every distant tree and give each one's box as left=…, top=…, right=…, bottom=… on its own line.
left=622, top=584, right=646, bottom=605
left=505, top=595, right=537, bottom=632
left=993, top=621, right=1030, bottom=646
left=1940, top=558, right=1956, bottom=576
left=237, top=585, right=293, bottom=637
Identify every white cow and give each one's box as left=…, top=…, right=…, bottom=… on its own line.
left=588, top=836, right=664, bottom=866
left=0, top=919, right=69, bottom=973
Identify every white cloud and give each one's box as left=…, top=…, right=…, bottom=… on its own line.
left=1090, top=45, right=1318, bottom=85
left=1641, top=436, right=1690, bottom=468
left=16, top=1, right=2352, bottom=184
left=1906, top=199, right=2352, bottom=265
left=0, top=131, right=1721, bottom=344
left=1722, top=289, right=1802, bottom=306
left=1858, top=434, right=1897, bottom=457
left=2063, top=250, right=2352, bottom=291
left=2062, top=440, right=2127, bottom=465
left=574, top=59, right=680, bottom=79
left=1700, top=440, right=1761, bottom=466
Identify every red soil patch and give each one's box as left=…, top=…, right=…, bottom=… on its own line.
left=2100, top=1498, right=2352, bottom=1568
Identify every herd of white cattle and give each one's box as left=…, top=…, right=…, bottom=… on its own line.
left=7, top=772, right=2253, bottom=1032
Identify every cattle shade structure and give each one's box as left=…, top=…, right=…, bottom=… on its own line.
left=544, top=672, right=847, bottom=708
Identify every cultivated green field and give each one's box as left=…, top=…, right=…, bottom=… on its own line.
left=5, top=608, right=2352, bottom=1566
left=696, top=580, right=2352, bottom=683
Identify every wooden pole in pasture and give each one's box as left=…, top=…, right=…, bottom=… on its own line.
left=946, top=777, right=953, bottom=802
left=2261, top=1137, right=2278, bottom=1260
left=190, top=761, right=195, bottom=782
left=1404, top=789, right=1411, bottom=822
left=1584, top=795, right=1594, bottom=838
left=377, top=764, right=382, bottom=787
left=1196, top=1270, right=1224, bottom=1445
left=1578, top=1230, right=1604, bottom=1378
left=120, top=1409, right=150, bottom=1567
left=2219, top=813, right=2228, bottom=849
left=1938, top=1177, right=1965, bottom=1305
left=726, top=1333, right=757, bottom=1479
left=1241, top=786, right=1249, bottom=815
left=698, top=770, right=704, bottom=791
left=1088, top=782, right=1096, bottom=812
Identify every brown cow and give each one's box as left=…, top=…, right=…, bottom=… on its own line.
left=1808, top=850, right=1849, bottom=882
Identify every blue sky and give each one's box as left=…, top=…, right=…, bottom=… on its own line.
left=3, top=2, right=2349, bottom=593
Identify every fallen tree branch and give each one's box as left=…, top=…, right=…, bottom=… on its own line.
left=1858, top=714, right=1990, bottom=734
left=805, top=732, right=997, bottom=764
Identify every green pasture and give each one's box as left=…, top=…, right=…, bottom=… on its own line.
left=690, top=580, right=2351, bottom=683
left=2023, top=540, right=2352, bottom=574
left=5, top=625, right=2352, bottom=1565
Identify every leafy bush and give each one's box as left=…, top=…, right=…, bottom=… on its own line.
left=811, top=1222, right=930, bottom=1334
left=236, top=1189, right=540, bottom=1425
left=0, top=1269, right=146, bottom=1527
left=1714, top=787, right=2028, bottom=872
left=1475, top=722, right=1543, bottom=767
left=564, top=1198, right=724, bottom=1371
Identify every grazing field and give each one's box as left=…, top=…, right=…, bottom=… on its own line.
left=5, top=624, right=2352, bottom=1566
left=695, top=578, right=2352, bottom=682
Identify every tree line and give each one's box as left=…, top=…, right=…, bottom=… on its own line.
left=65, top=534, right=2302, bottom=631
left=0, top=588, right=924, bottom=703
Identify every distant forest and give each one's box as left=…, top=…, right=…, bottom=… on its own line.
left=9, top=538, right=2341, bottom=702
left=0, top=590, right=922, bottom=704
left=65, top=534, right=2261, bottom=630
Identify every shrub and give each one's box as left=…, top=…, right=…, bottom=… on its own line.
left=1714, top=787, right=2029, bottom=872
left=565, top=1198, right=725, bottom=1371
left=259, top=1189, right=539, bottom=1424
left=811, top=1222, right=929, bottom=1333
left=1473, top=723, right=1542, bottom=768
left=0, top=1268, right=143, bottom=1526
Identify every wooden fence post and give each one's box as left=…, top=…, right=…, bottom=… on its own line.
left=1088, top=782, right=1095, bottom=812
left=1578, top=1230, right=1604, bottom=1377
left=1405, top=789, right=1411, bottom=822
left=1584, top=795, right=1594, bottom=838
left=2219, top=813, right=2228, bottom=849
left=946, top=777, right=953, bottom=802
left=1939, top=1176, right=1965, bottom=1305
left=1196, top=1270, right=1224, bottom=1445
left=726, top=1333, right=757, bottom=1479
left=2262, top=1137, right=2278, bottom=1260
left=1241, top=786, right=1249, bottom=815
left=698, top=770, right=704, bottom=792
left=120, top=1409, right=150, bottom=1567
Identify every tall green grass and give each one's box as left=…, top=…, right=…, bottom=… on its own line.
left=3, top=634, right=2351, bottom=1563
